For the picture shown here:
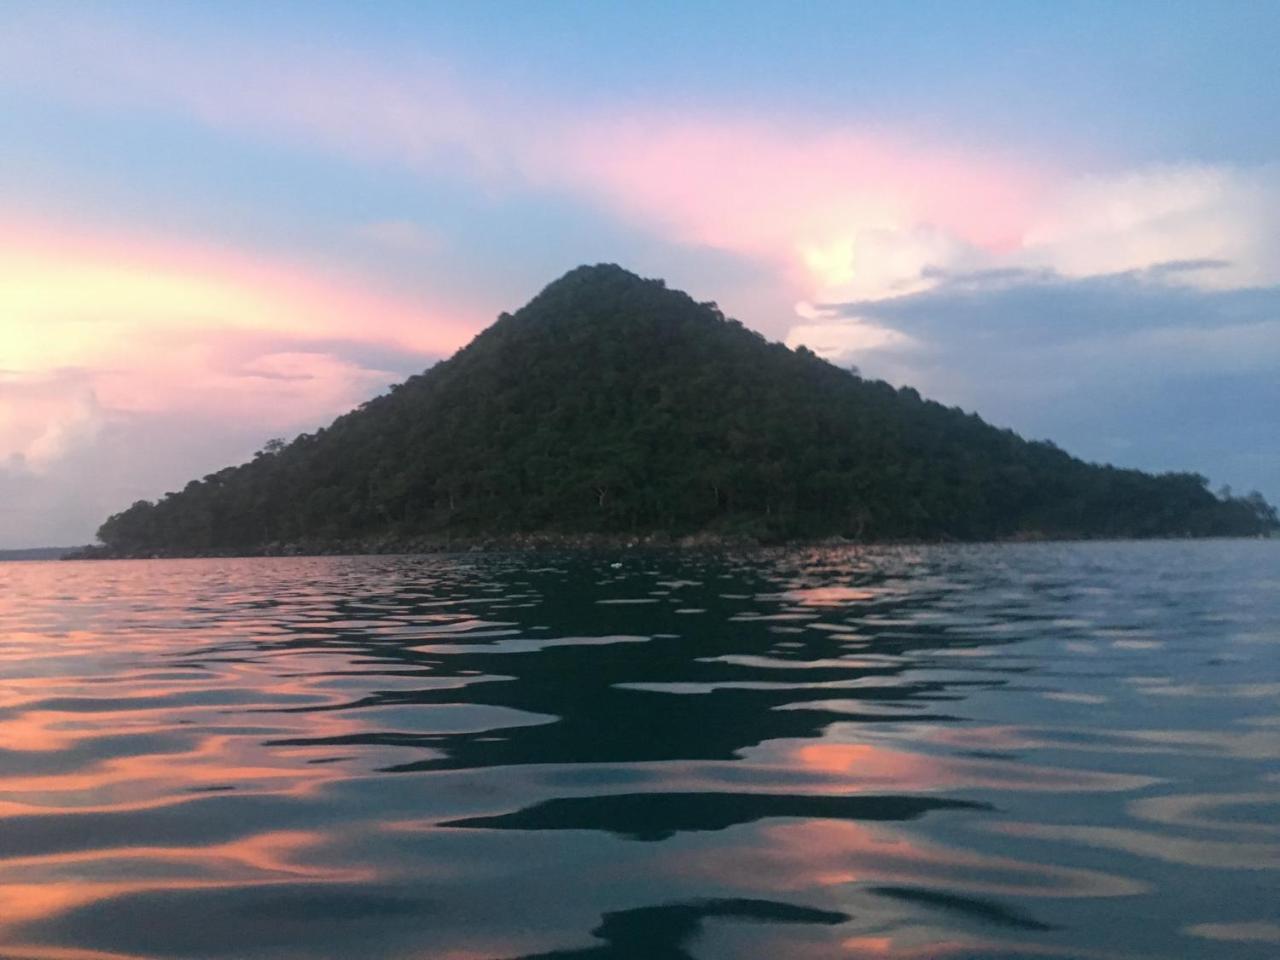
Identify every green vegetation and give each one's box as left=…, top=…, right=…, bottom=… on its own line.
left=96, top=265, right=1279, bottom=553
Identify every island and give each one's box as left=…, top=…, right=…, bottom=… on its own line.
left=84, top=264, right=1278, bottom=557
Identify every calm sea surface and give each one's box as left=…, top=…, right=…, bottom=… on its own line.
left=0, top=543, right=1276, bottom=959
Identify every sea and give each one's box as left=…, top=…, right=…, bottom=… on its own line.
left=0, top=541, right=1276, bottom=959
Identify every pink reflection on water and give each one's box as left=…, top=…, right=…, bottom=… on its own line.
left=758, top=738, right=1156, bottom=794
left=672, top=818, right=1144, bottom=899
left=0, top=673, right=407, bottom=813
left=0, top=830, right=372, bottom=934
left=833, top=933, right=1130, bottom=959
left=785, top=586, right=884, bottom=607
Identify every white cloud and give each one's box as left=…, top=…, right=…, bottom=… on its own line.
left=1020, top=163, right=1280, bottom=289
left=23, top=388, right=104, bottom=469
left=785, top=317, right=917, bottom=363
left=797, top=223, right=983, bottom=303
left=784, top=162, right=1280, bottom=370
left=0, top=372, right=105, bottom=472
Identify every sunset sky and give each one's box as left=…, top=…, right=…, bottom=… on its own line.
left=3, top=0, right=1279, bottom=546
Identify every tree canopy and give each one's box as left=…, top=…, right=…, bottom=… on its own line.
left=96, top=264, right=1279, bottom=553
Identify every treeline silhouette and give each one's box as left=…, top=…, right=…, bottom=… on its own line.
left=97, top=265, right=1278, bottom=553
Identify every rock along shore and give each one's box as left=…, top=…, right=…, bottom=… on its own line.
left=63, top=530, right=796, bottom=560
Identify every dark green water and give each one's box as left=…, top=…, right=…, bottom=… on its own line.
left=0, top=542, right=1276, bottom=959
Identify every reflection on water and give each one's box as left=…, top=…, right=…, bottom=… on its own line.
left=0, top=541, right=1276, bottom=959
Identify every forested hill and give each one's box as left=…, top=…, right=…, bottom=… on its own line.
left=96, top=265, right=1277, bottom=553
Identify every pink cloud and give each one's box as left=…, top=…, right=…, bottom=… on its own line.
left=1, top=218, right=477, bottom=349
left=557, top=119, right=1057, bottom=311
left=556, top=118, right=1044, bottom=265
left=0, top=217, right=482, bottom=470
left=0, top=213, right=496, bottom=543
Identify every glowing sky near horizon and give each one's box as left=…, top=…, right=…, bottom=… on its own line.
left=2, top=0, right=1279, bottom=546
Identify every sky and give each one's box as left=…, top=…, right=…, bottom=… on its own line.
left=2, top=0, right=1278, bottom=547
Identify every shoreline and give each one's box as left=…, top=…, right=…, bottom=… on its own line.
left=66, top=532, right=802, bottom=560
left=62, top=529, right=1274, bottom=560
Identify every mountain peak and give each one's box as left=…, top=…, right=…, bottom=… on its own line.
left=526, top=263, right=667, bottom=308
left=547, top=262, right=651, bottom=286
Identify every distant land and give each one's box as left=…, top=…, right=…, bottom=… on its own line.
left=0, top=546, right=81, bottom=562
left=83, top=265, right=1279, bottom=558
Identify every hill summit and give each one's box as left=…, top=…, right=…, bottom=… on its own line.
left=96, top=264, right=1277, bottom=553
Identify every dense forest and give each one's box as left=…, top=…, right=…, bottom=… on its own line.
left=95, top=265, right=1278, bottom=554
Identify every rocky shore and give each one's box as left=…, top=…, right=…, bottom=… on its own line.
left=63, top=527, right=1268, bottom=561
left=63, top=530, right=787, bottom=560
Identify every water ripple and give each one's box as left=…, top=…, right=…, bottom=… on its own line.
left=0, top=541, right=1276, bottom=959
